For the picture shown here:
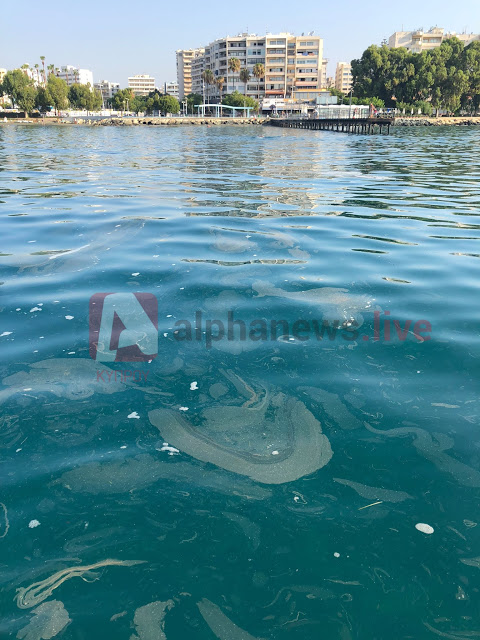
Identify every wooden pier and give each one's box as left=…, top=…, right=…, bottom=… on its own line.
left=269, top=117, right=393, bottom=135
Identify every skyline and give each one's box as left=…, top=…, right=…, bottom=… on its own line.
left=2, top=0, right=479, bottom=88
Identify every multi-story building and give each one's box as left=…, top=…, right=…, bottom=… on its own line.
left=335, top=62, right=353, bottom=94
left=94, top=80, right=120, bottom=105
left=321, top=59, right=328, bottom=88
left=57, top=66, right=94, bottom=87
left=164, top=81, right=179, bottom=98
left=186, top=33, right=323, bottom=103
left=128, top=75, right=155, bottom=96
left=176, top=48, right=205, bottom=99
left=191, top=52, right=205, bottom=96
left=388, top=28, right=480, bottom=53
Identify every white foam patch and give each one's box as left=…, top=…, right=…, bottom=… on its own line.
left=415, top=523, right=434, bottom=534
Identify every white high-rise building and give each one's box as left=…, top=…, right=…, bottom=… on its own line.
left=128, top=75, right=155, bottom=96
left=57, top=66, right=94, bottom=87
left=176, top=48, right=205, bottom=98
left=388, top=28, right=480, bottom=53
left=191, top=53, right=206, bottom=96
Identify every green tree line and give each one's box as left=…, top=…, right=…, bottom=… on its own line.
left=0, top=69, right=103, bottom=115
left=351, top=37, right=480, bottom=113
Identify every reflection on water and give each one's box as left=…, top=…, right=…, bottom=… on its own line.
left=1, top=124, right=480, bottom=639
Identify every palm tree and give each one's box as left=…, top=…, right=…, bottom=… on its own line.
left=201, top=69, right=214, bottom=110
left=228, top=57, right=241, bottom=94
left=34, top=63, right=40, bottom=85
left=21, top=63, right=30, bottom=76
left=239, top=68, right=251, bottom=115
left=47, top=64, right=54, bottom=77
left=253, top=63, right=265, bottom=106
left=240, top=68, right=250, bottom=96
left=40, top=56, right=46, bottom=86
left=216, top=76, right=225, bottom=115
left=216, top=76, right=225, bottom=97
left=74, top=69, right=79, bottom=84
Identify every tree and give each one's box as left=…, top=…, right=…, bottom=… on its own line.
left=462, top=41, right=480, bottom=112
left=110, top=88, right=135, bottom=111
left=46, top=74, right=69, bottom=114
left=253, top=63, right=265, bottom=102
left=159, top=95, right=180, bottom=115
left=1, top=69, right=37, bottom=116
left=202, top=69, right=214, bottom=103
left=351, top=37, right=480, bottom=114
left=130, top=95, right=146, bottom=115
left=68, top=83, right=91, bottom=109
left=40, top=56, right=46, bottom=86
left=222, top=90, right=258, bottom=113
left=156, top=94, right=180, bottom=115
left=186, top=93, right=202, bottom=114
left=216, top=76, right=225, bottom=105
left=35, top=86, right=53, bottom=113
left=240, top=68, right=251, bottom=97
left=142, top=91, right=180, bottom=115
left=68, top=83, right=102, bottom=112
left=228, top=57, right=241, bottom=94
left=90, top=88, right=103, bottom=111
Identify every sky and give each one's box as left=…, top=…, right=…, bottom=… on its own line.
left=1, top=0, right=479, bottom=88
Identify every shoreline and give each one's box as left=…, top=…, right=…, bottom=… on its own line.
left=2, top=116, right=480, bottom=127
left=393, top=116, right=480, bottom=126
left=0, top=116, right=269, bottom=126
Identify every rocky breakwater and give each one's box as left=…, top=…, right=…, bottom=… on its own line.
left=91, top=117, right=268, bottom=127
left=394, top=116, right=480, bottom=127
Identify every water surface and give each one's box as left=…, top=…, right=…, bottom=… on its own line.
left=1, top=123, right=480, bottom=639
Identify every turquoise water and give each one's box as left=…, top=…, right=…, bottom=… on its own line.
left=1, top=123, right=480, bottom=639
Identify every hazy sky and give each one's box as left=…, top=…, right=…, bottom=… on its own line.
left=2, top=0, right=479, bottom=87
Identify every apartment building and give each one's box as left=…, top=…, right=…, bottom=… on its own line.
left=187, top=33, right=323, bottom=102
left=191, top=52, right=205, bottom=95
left=128, top=75, right=155, bottom=96
left=164, top=81, right=179, bottom=98
left=94, top=80, right=120, bottom=104
left=176, top=48, right=205, bottom=98
left=335, top=62, right=353, bottom=93
left=57, top=66, right=94, bottom=87
left=388, top=27, right=480, bottom=53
